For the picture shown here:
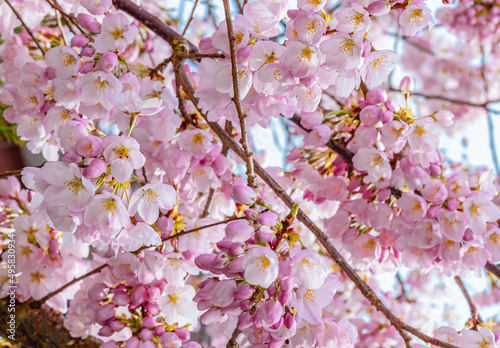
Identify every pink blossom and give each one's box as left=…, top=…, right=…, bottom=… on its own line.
left=102, top=135, right=146, bottom=183
left=178, top=129, right=214, bottom=159
left=81, top=0, right=112, bottom=15
left=399, top=3, right=435, bottom=37
left=352, top=147, right=392, bottom=182
left=118, top=222, right=161, bottom=252
left=335, top=2, right=371, bottom=36
left=83, top=192, right=131, bottom=236
left=128, top=182, right=177, bottom=224
left=41, top=161, right=95, bottom=212
left=360, top=50, right=397, bottom=89
left=280, top=41, right=320, bottom=78
left=397, top=193, right=428, bottom=222
left=321, top=33, right=363, bottom=70
left=463, top=193, right=500, bottom=234
left=460, top=328, right=495, bottom=348
left=93, top=13, right=138, bottom=53
left=437, top=209, right=466, bottom=242
left=160, top=285, right=198, bottom=327
left=230, top=185, right=257, bottom=205
left=76, top=71, right=122, bottom=111
left=45, top=46, right=80, bottom=79
left=290, top=249, right=329, bottom=289
left=408, top=118, right=441, bottom=152
left=242, top=246, right=279, bottom=288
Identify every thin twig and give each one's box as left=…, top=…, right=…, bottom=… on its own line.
left=222, top=0, right=257, bottom=189
left=486, top=262, right=500, bottom=278
left=32, top=217, right=245, bottom=308
left=454, top=276, right=482, bottom=329
left=45, top=0, right=85, bottom=34
left=181, top=0, right=200, bottom=36
left=396, top=272, right=409, bottom=301
left=0, top=169, right=23, bottom=179
left=112, top=0, right=198, bottom=54
left=5, top=0, right=45, bottom=57
left=55, top=10, right=68, bottom=46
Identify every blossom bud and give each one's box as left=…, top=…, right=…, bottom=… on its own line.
left=154, top=326, right=166, bottom=336
left=230, top=185, right=257, bottom=205
left=131, top=285, right=146, bottom=307
left=463, top=228, right=473, bottom=241
left=366, top=89, right=387, bottom=104
left=89, top=282, right=108, bottom=300
left=434, top=110, right=454, bottom=127
left=400, top=76, right=414, bottom=93
left=200, top=307, right=225, bottom=325
left=80, top=46, right=95, bottom=57
left=194, top=254, right=216, bottom=270
left=199, top=37, right=218, bottom=54
left=367, top=0, right=390, bottom=16
left=359, top=105, right=382, bottom=126
left=182, top=343, right=203, bottom=348
left=98, top=325, right=113, bottom=337
left=77, top=13, right=101, bottom=33
left=225, top=220, right=253, bottom=242
left=447, top=198, right=459, bottom=211
left=223, top=256, right=244, bottom=278
left=442, top=0, right=453, bottom=4
left=145, top=303, right=160, bottom=315
left=257, top=211, right=279, bottom=227
left=97, top=52, right=119, bottom=72
left=237, top=311, right=254, bottom=329
left=234, top=284, right=254, bottom=300
left=79, top=61, right=95, bottom=74
left=112, top=292, right=130, bottom=306
left=46, top=67, right=57, bottom=79
left=83, top=158, right=108, bottom=179
left=384, top=98, right=399, bottom=112
left=244, top=208, right=258, bottom=219
left=109, top=319, right=125, bottom=331
left=380, top=110, right=393, bottom=123
left=139, top=329, right=154, bottom=341
left=124, top=337, right=140, bottom=348
left=142, top=316, right=156, bottom=328
left=96, top=303, right=115, bottom=324
left=176, top=328, right=190, bottom=341
left=284, top=311, right=295, bottom=329
left=427, top=205, right=440, bottom=218
left=70, top=34, right=89, bottom=47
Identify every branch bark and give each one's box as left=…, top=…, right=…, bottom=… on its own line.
left=5, top=0, right=45, bottom=57
left=222, top=0, right=257, bottom=189
left=454, top=276, right=481, bottom=329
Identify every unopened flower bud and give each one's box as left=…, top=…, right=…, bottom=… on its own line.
left=367, top=0, right=390, bottom=16
left=400, top=76, right=414, bottom=93
left=97, top=52, right=119, bottom=72
left=70, top=34, right=89, bottom=47
left=230, top=185, right=257, bottom=205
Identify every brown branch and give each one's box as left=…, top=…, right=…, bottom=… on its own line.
left=45, top=0, right=85, bottom=34
left=112, top=0, right=198, bottom=54
left=486, top=262, right=500, bottom=278
left=222, top=0, right=256, bottom=189
left=226, top=327, right=242, bottom=347
left=5, top=0, right=45, bottom=57
left=55, top=10, right=68, bottom=45
left=32, top=217, right=245, bottom=308
left=0, top=169, right=23, bottom=179
left=454, top=276, right=482, bottom=329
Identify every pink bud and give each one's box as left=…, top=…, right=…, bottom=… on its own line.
left=380, top=110, right=393, bottom=123
left=124, top=337, right=140, bottom=348
left=200, top=307, right=225, bottom=325
left=154, top=326, right=166, bottom=336
left=145, top=303, right=160, bottom=315
left=367, top=0, right=391, bottom=15
left=96, top=303, right=115, bottom=324
left=194, top=254, right=216, bottom=271
left=447, top=198, right=459, bottom=211
left=83, top=158, right=108, bottom=179
left=98, top=325, right=113, bottom=337
left=175, top=328, right=190, bottom=341
left=131, top=286, right=146, bottom=307
left=234, top=284, right=254, bottom=300
left=257, top=211, right=279, bottom=227
left=244, top=208, right=258, bottom=219
left=77, top=13, right=101, bottom=33
left=237, top=311, right=254, bottom=329
left=366, top=89, right=387, bottom=104
left=225, top=220, right=253, bottom=242
left=384, top=98, right=399, bottom=112
left=97, top=52, right=119, bottom=72
left=199, top=37, right=218, bottom=54
left=254, top=300, right=282, bottom=328
left=80, top=46, right=95, bottom=57
left=427, top=205, right=440, bottom=219
left=70, top=34, right=89, bottom=47
left=61, top=150, right=81, bottom=164
left=142, top=316, right=156, bottom=328
left=400, top=76, right=414, bottom=93
left=230, top=185, right=257, bottom=205
left=221, top=300, right=243, bottom=315
left=139, top=329, right=154, bottom=341
left=79, top=61, right=95, bottom=74
left=442, top=0, right=453, bottom=4
left=463, top=228, right=473, bottom=241
left=284, top=311, right=295, bottom=329
left=112, top=292, right=130, bottom=306
left=89, top=282, right=108, bottom=300
left=359, top=105, right=382, bottom=126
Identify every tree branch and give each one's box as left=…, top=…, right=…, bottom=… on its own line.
left=5, top=0, right=45, bottom=57
left=226, top=327, right=241, bottom=347
left=112, top=0, right=198, bottom=54
left=454, top=276, right=481, bottom=329
left=222, top=0, right=257, bottom=189
left=485, top=262, right=500, bottom=278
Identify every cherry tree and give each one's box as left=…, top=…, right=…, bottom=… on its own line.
left=0, top=0, right=499, bottom=347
